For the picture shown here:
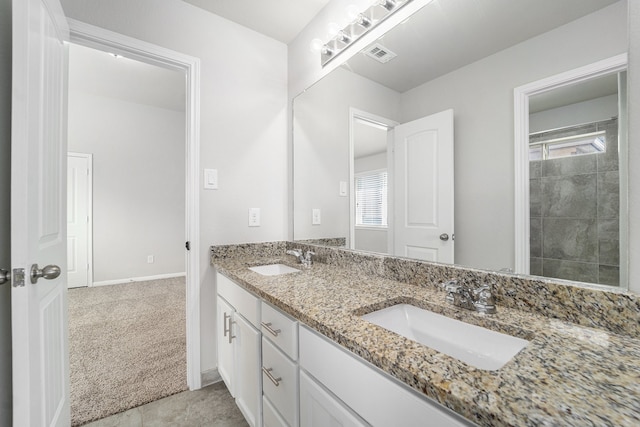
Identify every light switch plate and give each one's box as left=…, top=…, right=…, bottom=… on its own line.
left=312, top=208, right=321, bottom=225
left=339, top=181, right=348, bottom=196
left=204, top=168, right=218, bottom=189
left=249, top=208, right=261, bottom=227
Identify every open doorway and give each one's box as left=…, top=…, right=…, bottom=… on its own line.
left=66, top=42, right=188, bottom=425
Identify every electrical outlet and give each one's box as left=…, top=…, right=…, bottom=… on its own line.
left=147, top=255, right=154, bottom=264
left=312, top=208, right=321, bottom=225
left=248, top=208, right=261, bottom=227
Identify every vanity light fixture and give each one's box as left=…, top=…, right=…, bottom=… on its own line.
left=337, top=30, right=351, bottom=44
left=375, top=0, right=397, bottom=11
left=319, top=0, right=414, bottom=67
left=354, top=13, right=372, bottom=28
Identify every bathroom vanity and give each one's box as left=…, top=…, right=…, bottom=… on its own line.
left=212, top=242, right=640, bottom=427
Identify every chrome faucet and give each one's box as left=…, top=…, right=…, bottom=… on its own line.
left=442, top=280, right=496, bottom=314
left=286, top=249, right=315, bottom=268
left=286, top=249, right=304, bottom=262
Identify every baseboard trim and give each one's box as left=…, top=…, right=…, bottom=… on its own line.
left=201, top=369, right=221, bottom=387
left=92, top=272, right=186, bottom=287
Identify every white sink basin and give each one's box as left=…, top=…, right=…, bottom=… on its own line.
left=361, top=304, right=529, bottom=371
left=249, top=264, right=301, bottom=276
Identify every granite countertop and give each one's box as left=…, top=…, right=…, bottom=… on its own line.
left=213, top=254, right=640, bottom=427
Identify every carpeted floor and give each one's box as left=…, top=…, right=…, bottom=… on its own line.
left=68, top=277, right=188, bottom=426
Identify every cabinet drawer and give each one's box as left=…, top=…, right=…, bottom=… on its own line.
left=217, top=272, right=260, bottom=327
left=263, top=396, right=290, bottom=427
left=261, top=301, right=298, bottom=360
left=262, top=337, right=298, bottom=427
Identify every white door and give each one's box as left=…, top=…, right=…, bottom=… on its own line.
left=393, top=109, right=454, bottom=263
left=67, top=153, right=91, bottom=288
left=11, top=0, right=70, bottom=425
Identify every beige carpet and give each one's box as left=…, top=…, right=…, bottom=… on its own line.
left=68, top=277, right=188, bottom=426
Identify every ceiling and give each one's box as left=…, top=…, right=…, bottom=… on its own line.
left=181, top=0, right=332, bottom=44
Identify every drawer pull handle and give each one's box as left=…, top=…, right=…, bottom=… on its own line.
left=261, top=321, right=281, bottom=337
left=262, top=367, right=282, bottom=387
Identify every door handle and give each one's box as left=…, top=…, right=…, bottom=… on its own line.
left=30, top=264, right=61, bottom=284
left=439, top=233, right=450, bottom=241
left=0, top=269, right=9, bottom=285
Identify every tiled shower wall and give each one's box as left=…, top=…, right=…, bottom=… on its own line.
left=529, top=118, right=619, bottom=286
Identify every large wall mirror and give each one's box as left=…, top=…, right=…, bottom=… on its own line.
left=293, top=0, right=629, bottom=288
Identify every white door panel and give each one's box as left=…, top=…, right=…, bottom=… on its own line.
left=393, top=110, right=454, bottom=263
left=11, top=0, right=70, bottom=425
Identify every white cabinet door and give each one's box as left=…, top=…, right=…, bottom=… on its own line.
left=217, top=297, right=235, bottom=397
left=235, top=314, right=262, bottom=427
left=300, top=370, right=367, bottom=427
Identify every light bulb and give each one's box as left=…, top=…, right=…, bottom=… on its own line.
left=327, top=22, right=340, bottom=38
left=346, top=4, right=360, bottom=20
left=309, top=38, right=324, bottom=53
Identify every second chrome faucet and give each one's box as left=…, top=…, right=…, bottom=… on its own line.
left=286, top=249, right=315, bottom=268
left=442, top=279, right=496, bottom=314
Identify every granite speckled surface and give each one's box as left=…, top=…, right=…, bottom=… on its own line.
left=211, top=242, right=640, bottom=426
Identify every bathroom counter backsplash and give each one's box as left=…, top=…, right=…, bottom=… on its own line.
left=211, top=242, right=640, bottom=426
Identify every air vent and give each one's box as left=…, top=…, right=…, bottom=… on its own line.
left=364, top=43, right=397, bottom=64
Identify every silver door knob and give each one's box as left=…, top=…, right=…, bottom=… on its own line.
left=30, top=264, right=61, bottom=284
left=439, top=233, right=450, bottom=241
left=0, top=269, right=9, bottom=285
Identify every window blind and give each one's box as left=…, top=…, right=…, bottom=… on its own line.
left=355, top=170, right=388, bottom=227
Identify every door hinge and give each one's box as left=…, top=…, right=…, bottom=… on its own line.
left=185, top=241, right=190, bottom=251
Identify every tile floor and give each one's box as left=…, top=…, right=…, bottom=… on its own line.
left=82, top=382, right=248, bottom=427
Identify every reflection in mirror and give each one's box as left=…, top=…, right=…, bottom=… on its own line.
left=352, top=115, right=391, bottom=254
left=293, top=0, right=629, bottom=289
left=527, top=71, right=627, bottom=287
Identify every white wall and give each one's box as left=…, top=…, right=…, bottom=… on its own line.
left=0, top=0, right=11, bottom=423
left=398, top=2, right=627, bottom=271
left=530, top=94, right=619, bottom=133
left=293, top=67, right=399, bottom=243
left=67, top=89, right=185, bottom=282
left=60, top=0, right=288, bottom=372
left=354, top=152, right=386, bottom=173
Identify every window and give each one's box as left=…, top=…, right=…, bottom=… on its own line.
left=355, top=170, right=387, bottom=227
left=529, top=131, right=606, bottom=161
